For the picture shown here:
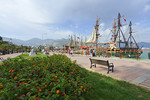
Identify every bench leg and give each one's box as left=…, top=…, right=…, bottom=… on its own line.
left=90, top=64, right=92, bottom=68
left=95, top=64, right=96, bottom=68
left=112, top=66, right=114, bottom=72
left=107, top=67, right=109, bottom=74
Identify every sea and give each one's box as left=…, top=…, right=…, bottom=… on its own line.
left=140, top=48, right=150, bottom=60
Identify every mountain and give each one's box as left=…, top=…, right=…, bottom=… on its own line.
left=138, top=42, right=150, bottom=48
left=2, top=37, right=68, bottom=47
left=2, top=36, right=150, bottom=48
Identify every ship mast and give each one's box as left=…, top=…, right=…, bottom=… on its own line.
left=127, top=21, right=139, bottom=49
left=115, top=13, right=127, bottom=48
left=112, top=18, right=117, bottom=42
left=95, top=16, right=100, bottom=48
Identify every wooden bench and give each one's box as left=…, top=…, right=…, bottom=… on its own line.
left=89, top=58, right=114, bottom=74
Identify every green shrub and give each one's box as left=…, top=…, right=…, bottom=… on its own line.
left=0, top=54, right=91, bottom=100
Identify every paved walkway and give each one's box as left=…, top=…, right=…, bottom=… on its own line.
left=59, top=53, right=150, bottom=89
left=0, top=53, right=22, bottom=62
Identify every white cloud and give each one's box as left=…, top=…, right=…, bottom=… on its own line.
left=144, top=5, right=150, bottom=12
left=0, top=0, right=149, bottom=42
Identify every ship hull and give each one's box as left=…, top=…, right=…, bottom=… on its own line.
left=107, top=48, right=143, bottom=58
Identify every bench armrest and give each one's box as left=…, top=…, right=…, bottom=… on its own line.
left=109, top=63, right=113, bottom=65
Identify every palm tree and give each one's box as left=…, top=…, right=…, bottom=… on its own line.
left=0, top=44, right=7, bottom=55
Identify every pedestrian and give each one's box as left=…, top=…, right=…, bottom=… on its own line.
left=68, top=49, right=70, bottom=55
left=90, top=49, right=93, bottom=57
left=70, top=49, right=73, bottom=56
left=93, top=49, right=95, bottom=57
left=84, top=50, right=87, bottom=56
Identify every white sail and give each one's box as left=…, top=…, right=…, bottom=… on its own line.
left=86, top=27, right=97, bottom=43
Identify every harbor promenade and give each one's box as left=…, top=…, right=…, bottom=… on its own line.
left=0, top=53, right=22, bottom=62
left=62, top=53, right=150, bottom=89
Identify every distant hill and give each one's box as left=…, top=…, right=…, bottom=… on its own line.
left=138, top=42, right=150, bottom=48
left=2, top=37, right=68, bottom=47
left=2, top=37, right=150, bottom=48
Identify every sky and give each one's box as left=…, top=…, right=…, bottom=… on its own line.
left=0, top=0, right=150, bottom=42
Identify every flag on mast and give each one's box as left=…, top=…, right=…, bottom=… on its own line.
left=123, top=17, right=126, bottom=22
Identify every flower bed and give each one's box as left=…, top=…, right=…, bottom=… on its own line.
left=0, top=54, right=91, bottom=100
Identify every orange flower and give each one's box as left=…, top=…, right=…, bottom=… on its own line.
left=84, top=89, right=86, bottom=92
left=68, top=80, right=70, bottom=83
left=11, top=70, right=14, bottom=72
left=80, top=86, right=83, bottom=88
left=9, top=70, right=12, bottom=72
left=45, top=85, right=47, bottom=88
left=39, top=89, right=41, bottom=92
left=26, top=92, right=30, bottom=95
left=27, top=88, right=30, bottom=90
left=56, top=90, right=60, bottom=94
left=48, top=91, right=51, bottom=94
left=0, top=84, right=3, bottom=88
left=14, top=77, right=17, bottom=80
left=55, top=76, right=57, bottom=78
left=20, top=69, right=22, bottom=71
left=64, top=76, right=65, bottom=78
left=24, top=83, right=28, bottom=85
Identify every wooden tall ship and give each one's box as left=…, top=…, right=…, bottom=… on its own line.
left=107, top=13, right=143, bottom=57
left=86, top=16, right=101, bottom=48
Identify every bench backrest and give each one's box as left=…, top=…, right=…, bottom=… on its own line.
left=89, top=58, right=109, bottom=66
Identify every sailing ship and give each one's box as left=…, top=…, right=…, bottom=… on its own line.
left=86, top=13, right=143, bottom=58
left=107, top=13, right=143, bottom=57
left=86, top=16, right=101, bottom=48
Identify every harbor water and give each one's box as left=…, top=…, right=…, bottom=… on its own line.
left=140, top=49, right=150, bottom=59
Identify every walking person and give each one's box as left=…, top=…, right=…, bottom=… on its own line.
left=70, top=49, right=74, bottom=56
left=93, top=49, right=95, bottom=57
left=84, top=49, right=87, bottom=56
left=90, top=49, right=93, bottom=57
left=68, top=49, right=70, bottom=55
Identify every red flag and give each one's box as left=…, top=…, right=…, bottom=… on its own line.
left=77, top=37, right=80, bottom=39
left=77, top=42, right=79, bottom=44
left=123, top=17, right=126, bottom=22
left=93, top=43, right=94, bottom=45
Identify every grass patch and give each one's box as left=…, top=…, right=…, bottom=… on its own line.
left=81, top=68, right=150, bottom=100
